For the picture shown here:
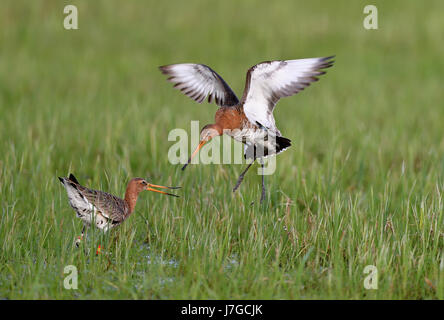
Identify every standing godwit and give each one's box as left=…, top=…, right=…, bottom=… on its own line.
left=160, top=56, right=334, bottom=202
left=58, top=174, right=180, bottom=247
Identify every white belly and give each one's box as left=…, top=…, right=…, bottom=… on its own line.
left=227, top=127, right=267, bottom=144
left=69, top=197, right=112, bottom=231
left=80, top=209, right=111, bottom=231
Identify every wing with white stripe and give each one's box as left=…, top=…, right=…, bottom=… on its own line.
left=241, top=56, right=334, bottom=132
left=159, top=63, right=239, bottom=107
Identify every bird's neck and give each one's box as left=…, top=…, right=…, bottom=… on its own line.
left=124, top=184, right=140, bottom=214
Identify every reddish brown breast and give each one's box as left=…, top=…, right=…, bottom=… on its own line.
left=215, top=106, right=253, bottom=131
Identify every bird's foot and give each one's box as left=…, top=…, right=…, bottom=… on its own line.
left=75, top=235, right=83, bottom=248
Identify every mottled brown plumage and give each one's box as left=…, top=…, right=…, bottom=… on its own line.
left=59, top=174, right=180, bottom=246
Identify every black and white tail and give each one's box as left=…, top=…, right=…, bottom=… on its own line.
left=68, top=174, right=80, bottom=184
left=58, top=174, right=93, bottom=216
left=244, top=135, right=292, bottom=160
left=275, top=136, right=291, bottom=154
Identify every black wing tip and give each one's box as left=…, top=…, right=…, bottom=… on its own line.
left=58, top=176, right=78, bottom=190
left=318, top=55, right=335, bottom=69
left=68, top=174, right=80, bottom=184
left=321, top=55, right=335, bottom=60
left=159, top=65, right=173, bottom=74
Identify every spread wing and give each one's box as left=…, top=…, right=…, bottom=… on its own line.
left=241, top=56, right=334, bottom=133
left=159, top=64, right=239, bottom=107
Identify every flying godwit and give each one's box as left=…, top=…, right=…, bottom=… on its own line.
left=58, top=174, right=180, bottom=248
left=160, top=56, right=334, bottom=202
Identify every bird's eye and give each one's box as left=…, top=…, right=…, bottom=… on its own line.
left=142, top=181, right=147, bottom=185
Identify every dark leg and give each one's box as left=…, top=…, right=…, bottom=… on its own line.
left=232, top=160, right=255, bottom=192
left=260, top=163, right=266, bottom=204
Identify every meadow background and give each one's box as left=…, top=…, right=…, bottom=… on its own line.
left=0, top=0, right=443, bottom=299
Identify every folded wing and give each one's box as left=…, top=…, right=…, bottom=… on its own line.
left=77, top=187, right=128, bottom=223
left=159, top=64, right=239, bottom=107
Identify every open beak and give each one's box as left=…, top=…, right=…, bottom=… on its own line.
left=146, top=183, right=180, bottom=197
left=182, top=139, right=208, bottom=171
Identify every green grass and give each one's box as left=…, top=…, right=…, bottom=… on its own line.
left=0, top=0, right=443, bottom=299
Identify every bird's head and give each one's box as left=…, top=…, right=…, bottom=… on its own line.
left=182, top=124, right=222, bottom=170
left=129, top=178, right=180, bottom=197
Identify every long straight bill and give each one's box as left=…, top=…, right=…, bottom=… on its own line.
left=182, top=140, right=207, bottom=171
left=146, top=184, right=180, bottom=197
left=148, top=183, right=181, bottom=190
